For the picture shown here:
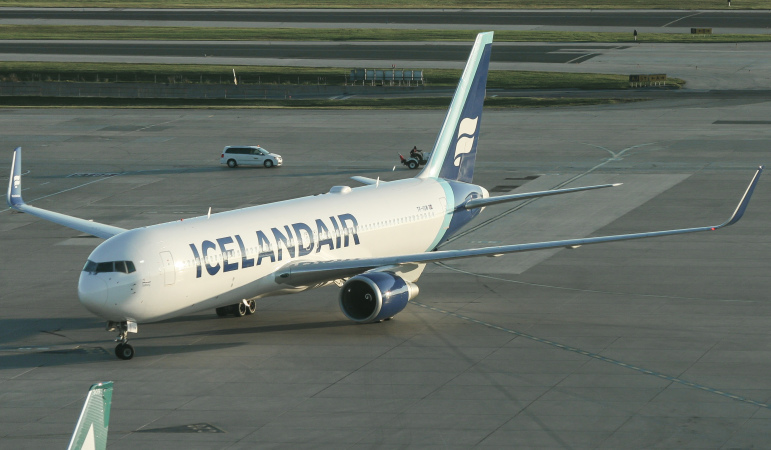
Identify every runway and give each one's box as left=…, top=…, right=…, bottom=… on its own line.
left=2, top=8, right=771, bottom=33
left=0, top=40, right=623, bottom=65
left=1, top=97, right=770, bottom=447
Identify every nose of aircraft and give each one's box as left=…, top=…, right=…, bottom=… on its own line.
left=78, top=274, right=109, bottom=316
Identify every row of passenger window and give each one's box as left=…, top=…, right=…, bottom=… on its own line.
left=83, top=260, right=137, bottom=274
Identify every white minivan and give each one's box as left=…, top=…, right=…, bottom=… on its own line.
left=220, top=146, right=283, bottom=168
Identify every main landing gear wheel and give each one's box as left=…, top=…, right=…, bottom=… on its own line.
left=235, top=301, right=248, bottom=317
left=215, top=300, right=256, bottom=318
left=115, top=343, right=135, bottom=360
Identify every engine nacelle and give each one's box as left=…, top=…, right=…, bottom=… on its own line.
left=339, top=272, right=419, bottom=323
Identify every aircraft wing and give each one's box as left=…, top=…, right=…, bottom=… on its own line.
left=277, top=166, right=762, bottom=286
left=6, top=148, right=127, bottom=239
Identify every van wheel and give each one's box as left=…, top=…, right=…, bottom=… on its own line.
left=227, top=159, right=237, bottom=168
left=264, top=160, right=274, bottom=168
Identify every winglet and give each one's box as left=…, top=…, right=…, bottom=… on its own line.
left=720, top=165, right=763, bottom=228
left=67, top=381, right=113, bottom=450
left=6, top=147, right=23, bottom=208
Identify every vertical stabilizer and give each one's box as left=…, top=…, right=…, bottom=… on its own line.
left=67, top=381, right=113, bottom=450
left=418, top=32, right=493, bottom=183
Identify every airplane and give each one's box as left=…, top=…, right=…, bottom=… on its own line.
left=5, top=31, right=763, bottom=360
left=67, top=381, right=113, bottom=450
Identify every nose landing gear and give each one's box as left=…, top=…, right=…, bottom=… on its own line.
left=107, top=321, right=137, bottom=360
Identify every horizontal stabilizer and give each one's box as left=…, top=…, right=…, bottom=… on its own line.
left=6, top=148, right=126, bottom=239
left=464, top=183, right=622, bottom=210
left=350, top=176, right=382, bottom=186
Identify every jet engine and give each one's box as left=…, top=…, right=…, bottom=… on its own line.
left=339, top=272, right=419, bottom=323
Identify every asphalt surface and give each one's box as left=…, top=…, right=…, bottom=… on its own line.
left=2, top=8, right=771, bottom=29
left=1, top=98, right=770, bottom=448
left=0, top=41, right=623, bottom=64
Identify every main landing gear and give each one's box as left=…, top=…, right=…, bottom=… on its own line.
left=107, top=321, right=137, bottom=360
left=216, top=299, right=256, bottom=318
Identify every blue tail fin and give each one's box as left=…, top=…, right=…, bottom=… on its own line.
left=418, top=32, right=493, bottom=183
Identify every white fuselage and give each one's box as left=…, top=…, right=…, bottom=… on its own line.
left=78, top=177, right=455, bottom=323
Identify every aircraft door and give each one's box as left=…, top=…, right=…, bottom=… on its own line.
left=159, top=251, right=176, bottom=285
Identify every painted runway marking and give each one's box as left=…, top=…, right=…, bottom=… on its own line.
left=437, top=260, right=753, bottom=308
left=412, top=300, right=771, bottom=411
left=662, top=11, right=704, bottom=28
left=0, top=175, right=116, bottom=214
left=566, top=53, right=599, bottom=64
left=439, top=143, right=656, bottom=246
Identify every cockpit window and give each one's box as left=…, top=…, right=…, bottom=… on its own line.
left=83, top=260, right=136, bottom=274
left=95, top=262, right=113, bottom=273
left=83, top=260, right=97, bottom=273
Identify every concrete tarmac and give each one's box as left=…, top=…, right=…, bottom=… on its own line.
left=1, top=96, right=770, bottom=448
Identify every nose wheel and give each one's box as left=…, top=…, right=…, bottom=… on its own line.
left=108, top=321, right=137, bottom=360
left=115, top=342, right=134, bottom=360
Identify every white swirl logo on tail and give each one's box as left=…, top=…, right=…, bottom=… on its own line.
left=454, top=116, right=478, bottom=166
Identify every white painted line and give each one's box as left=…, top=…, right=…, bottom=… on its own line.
left=662, top=11, right=704, bottom=28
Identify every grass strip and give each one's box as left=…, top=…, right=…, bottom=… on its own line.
left=0, top=62, right=685, bottom=89
left=1, top=25, right=769, bottom=44
left=0, top=96, right=642, bottom=109
left=0, top=1, right=766, bottom=10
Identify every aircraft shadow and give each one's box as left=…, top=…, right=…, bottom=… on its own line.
left=153, top=319, right=352, bottom=340
left=0, top=342, right=245, bottom=369
left=0, top=317, right=103, bottom=346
